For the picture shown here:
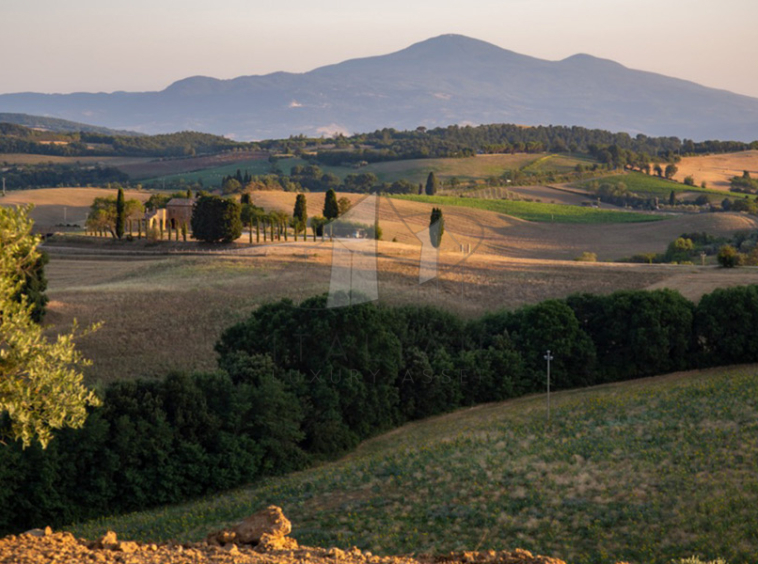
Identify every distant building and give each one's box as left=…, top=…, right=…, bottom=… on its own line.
left=166, top=198, right=193, bottom=229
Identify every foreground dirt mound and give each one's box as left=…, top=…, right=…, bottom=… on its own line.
left=0, top=507, right=574, bottom=564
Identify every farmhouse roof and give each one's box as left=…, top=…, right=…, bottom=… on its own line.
left=166, top=198, right=194, bottom=207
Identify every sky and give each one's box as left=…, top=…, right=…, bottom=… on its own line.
left=2, top=0, right=757, bottom=98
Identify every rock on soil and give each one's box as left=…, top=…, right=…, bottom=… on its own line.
left=0, top=506, right=601, bottom=564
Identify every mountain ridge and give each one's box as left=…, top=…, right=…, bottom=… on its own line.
left=1, top=34, right=757, bottom=141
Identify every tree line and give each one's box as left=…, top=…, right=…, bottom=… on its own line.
left=0, top=122, right=255, bottom=158
left=2, top=284, right=758, bottom=533
left=309, top=124, right=758, bottom=166
left=1, top=163, right=128, bottom=190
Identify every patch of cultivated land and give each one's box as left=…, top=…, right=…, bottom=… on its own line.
left=251, top=191, right=758, bottom=260
left=20, top=187, right=758, bottom=384
left=144, top=153, right=592, bottom=187
left=574, top=171, right=726, bottom=200
left=1, top=188, right=150, bottom=229
left=68, top=365, right=757, bottom=564
left=117, top=150, right=269, bottom=180
left=675, top=150, right=758, bottom=190
left=44, top=241, right=758, bottom=385
left=0, top=154, right=151, bottom=166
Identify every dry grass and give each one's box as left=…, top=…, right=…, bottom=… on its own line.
left=250, top=191, right=758, bottom=260
left=43, top=239, right=756, bottom=385
left=1, top=187, right=151, bottom=229
left=675, top=150, right=758, bottom=190
left=0, top=154, right=150, bottom=166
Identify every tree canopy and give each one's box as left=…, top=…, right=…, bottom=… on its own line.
left=0, top=205, right=100, bottom=448
left=323, top=189, right=340, bottom=220
left=191, top=195, right=242, bottom=243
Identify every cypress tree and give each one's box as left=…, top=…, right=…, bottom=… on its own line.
left=430, top=207, right=444, bottom=248
left=293, top=194, right=308, bottom=233
left=425, top=172, right=439, bottom=196
left=115, top=187, right=125, bottom=239
left=323, top=189, right=339, bottom=220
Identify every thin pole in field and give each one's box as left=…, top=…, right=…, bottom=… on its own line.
left=544, top=349, right=554, bottom=427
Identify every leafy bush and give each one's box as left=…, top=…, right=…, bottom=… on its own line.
left=575, top=251, right=597, bottom=262
left=717, top=245, right=741, bottom=268
left=191, top=195, right=242, bottom=243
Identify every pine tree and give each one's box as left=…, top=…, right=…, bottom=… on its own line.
left=425, top=172, right=439, bottom=196
left=323, top=189, right=339, bottom=220
left=429, top=207, right=444, bottom=248
left=115, top=187, right=125, bottom=239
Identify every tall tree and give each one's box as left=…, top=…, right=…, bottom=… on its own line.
left=115, top=187, right=125, bottom=240
left=425, top=172, right=439, bottom=196
left=0, top=205, right=100, bottom=448
left=664, top=164, right=678, bottom=179
left=323, top=189, right=339, bottom=220
left=429, top=207, right=444, bottom=248
left=293, top=194, right=308, bottom=233
left=191, top=195, right=242, bottom=243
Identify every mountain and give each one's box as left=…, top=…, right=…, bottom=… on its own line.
left=2, top=34, right=757, bottom=141
left=0, top=113, right=142, bottom=136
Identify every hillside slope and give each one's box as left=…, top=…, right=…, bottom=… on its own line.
left=69, top=365, right=758, bottom=564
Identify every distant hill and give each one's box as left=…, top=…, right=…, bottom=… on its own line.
left=0, top=113, right=141, bottom=136
left=2, top=35, right=758, bottom=141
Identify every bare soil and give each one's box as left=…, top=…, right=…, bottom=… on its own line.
left=0, top=530, right=566, bottom=564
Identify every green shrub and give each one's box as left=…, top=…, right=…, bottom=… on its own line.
left=717, top=245, right=741, bottom=268
left=575, top=251, right=597, bottom=262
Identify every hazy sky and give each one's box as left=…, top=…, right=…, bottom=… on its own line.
left=2, top=0, right=757, bottom=98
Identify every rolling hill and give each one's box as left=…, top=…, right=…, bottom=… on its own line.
left=69, top=364, right=758, bottom=564
left=0, top=112, right=141, bottom=135
left=2, top=35, right=758, bottom=141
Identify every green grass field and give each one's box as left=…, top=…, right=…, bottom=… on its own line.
left=575, top=172, right=727, bottom=199
left=393, top=194, right=666, bottom=224
left=69, top=365, right=756, bottom=564
left=145, top=157, right=278, bottom=186
left=145, top=153, right=594, bottom=188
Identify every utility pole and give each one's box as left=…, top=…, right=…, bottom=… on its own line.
left=701, top=251, right=706, bottom=266
left=544, top=350, right=554, bottom=427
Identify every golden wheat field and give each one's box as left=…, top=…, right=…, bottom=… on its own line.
left=1, top=187, right=151, bottom=229
left=675, top=150, right=758, bottom=190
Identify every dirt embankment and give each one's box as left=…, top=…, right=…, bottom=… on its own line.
left=0, top=507, right=574, bottom=564
left=0, top=531, right=566, bottom=564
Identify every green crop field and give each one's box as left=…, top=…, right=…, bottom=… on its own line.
left=145, top=157, right=279, bottom=186
left=69, top=365, right=756, bottom=564
left=145, top=153, right=595, bottom=188
left=575, top=172, right=727, bottom=199
left=393, top=194, right=666, bottom=224
left=521, top=153, right=596, bottom=174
